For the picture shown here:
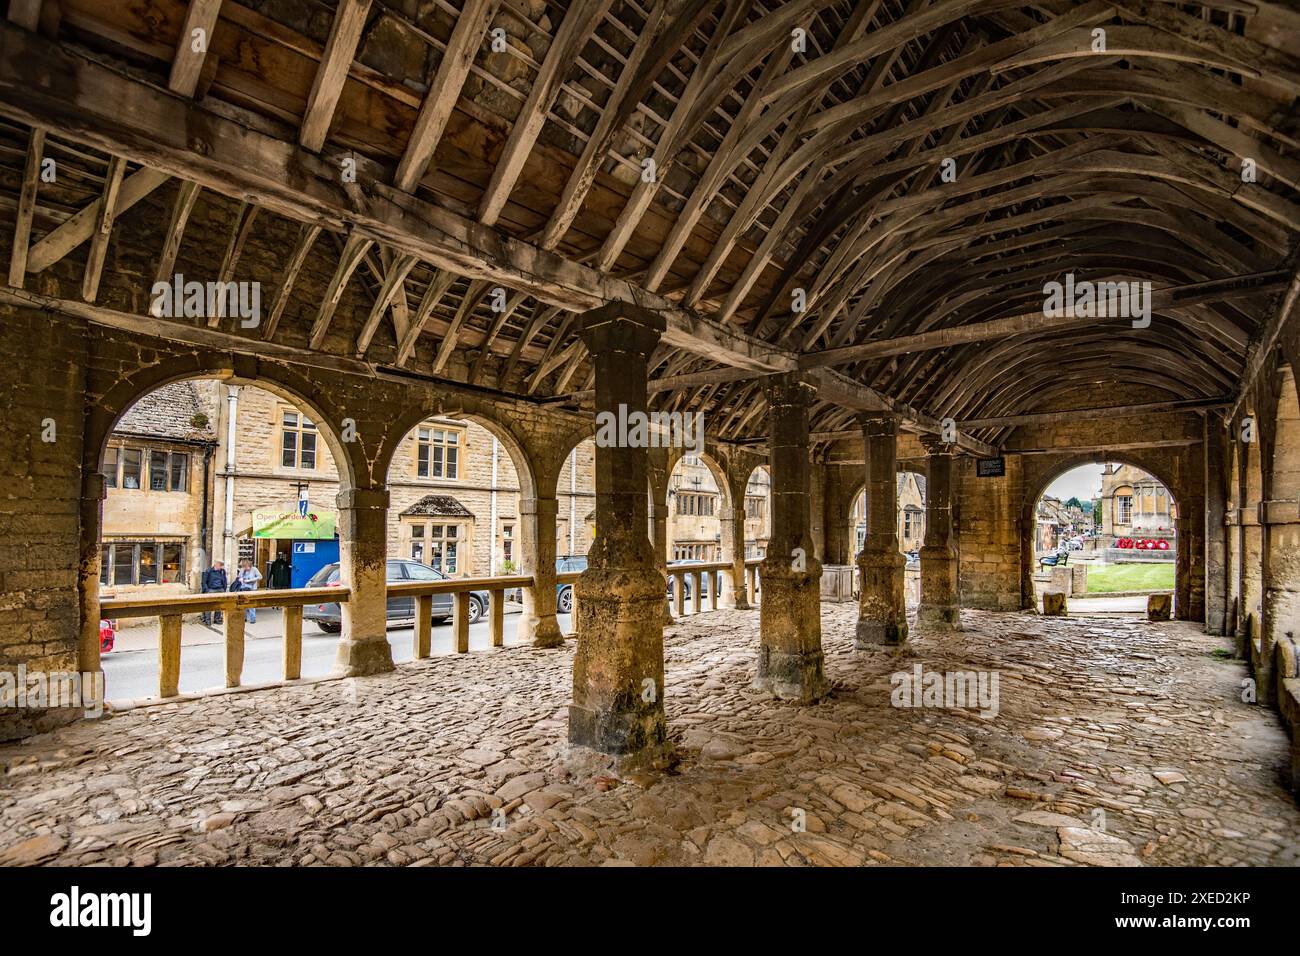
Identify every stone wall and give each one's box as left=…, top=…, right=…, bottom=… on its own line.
left=0, top=306, right=88, bottom=740
left=955, top=453, right=1024, bottom=611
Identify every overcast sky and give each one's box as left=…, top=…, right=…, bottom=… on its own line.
left=1043, top=463, right=1111, bottom=503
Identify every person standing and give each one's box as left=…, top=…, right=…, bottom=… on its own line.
left=269, top=552, right=292, bottom=590
left=234, top=557, right=263, bottom=623
left=200, top=559, right=227, bottom=627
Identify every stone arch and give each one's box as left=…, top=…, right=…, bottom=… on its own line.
left=88, top=355, right=358, bottom=492
left=664, top=446, right=734, bottom=565
left=378, top=401, right=541, bottom=579
left=81, top=354, right=360, bottom=673
left=1020, top=454, right=1182, bottom=614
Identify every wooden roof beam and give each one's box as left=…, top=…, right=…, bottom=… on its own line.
left=299, top=0, right=371, bottom=153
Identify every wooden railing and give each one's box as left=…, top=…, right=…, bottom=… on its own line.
left=387, top=574, right=532, bottom=657
left=100, top=559, right=765, bottom=702
left=100, top=586, right=349, bottom=698
left=100, top=573, right=536, bottom=700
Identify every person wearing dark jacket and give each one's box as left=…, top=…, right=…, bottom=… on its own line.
left=200, top=560, right=228, bottom=626
left=269, top=553, right=292, bottom=590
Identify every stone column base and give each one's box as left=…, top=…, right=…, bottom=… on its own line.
left=856, top=551, right=909, bottom=648
left=755, top=562, right=828, bottom=703
left=753, top=646, right=828, bottom=704
left=915, top=603, right=961, bottom=630
left=333, top=636, right=396, bottom=677
left=855, top=619, right=909, bottom=647
left=569, top=566, right=667, bottom=762
left=519, top=612, right=565, bottom=648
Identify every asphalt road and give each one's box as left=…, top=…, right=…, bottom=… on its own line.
left=102, top=608, right=573, bottom=702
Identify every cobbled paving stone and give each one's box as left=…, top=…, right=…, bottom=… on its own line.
left=1, top=607, right=1297, bottom=867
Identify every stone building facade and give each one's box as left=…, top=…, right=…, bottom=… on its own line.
left=666, top=456, right=770, bottom=561
left=1099, top=462, right=1176, bottom=543
left=105, top=382, right=598, bottom=588
left=99, top=382, right=217, bottom=595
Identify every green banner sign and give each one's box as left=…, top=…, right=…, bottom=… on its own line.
left=252, top=510, right=337, bottom=540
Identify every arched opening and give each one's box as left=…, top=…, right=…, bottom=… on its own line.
left=369, top=411, right=546, bottom=655
left=557, top=439, right=597, bottom=562
left=1241, top=413, right=1266, bottom=646
left=667, top=452, right=730, bottom=564
left=1027, top=460, right=1178, bottom=615
left=848, top=470, right=926, bottom=605
left=1228, top=441, right=1243, bottom=637
left=742, top=465, right=772, bottom=560
left=93, top=375, right=354, bottom=698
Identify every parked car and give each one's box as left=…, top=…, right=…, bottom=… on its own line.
left=555, top=555, right=587, bottom=614
left=903, top=550, right=920, bottom=568
left=667, top=559, right=713, bottom=601
left=302, top=559, right=489, bottom=632
left=99, top=618, right=116, bottom=654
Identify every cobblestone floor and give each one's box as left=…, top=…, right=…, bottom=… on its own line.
left=2, top=605, right=1297, bottom=867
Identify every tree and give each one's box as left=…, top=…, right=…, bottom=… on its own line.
left=1065, top=496, right=1083, bottom=510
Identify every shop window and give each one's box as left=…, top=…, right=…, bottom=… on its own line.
left=100, top=541, right=185, bottom=587
left=406, top=520, right=463, bottom=574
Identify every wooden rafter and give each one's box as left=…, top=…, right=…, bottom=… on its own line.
left=7, top=126, right=44, bottom=289
left=299, top=0, right=371, bottom=153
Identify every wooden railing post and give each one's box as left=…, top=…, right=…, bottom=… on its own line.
left=452, top=591, right=470, bottom=653
left=414, top=594, right=433, bottom=659
left=159, top=613, right=181, bottom=698
left=673, top=572, right=685, bottom=617
left=283, top=605, right=303, bottom=680
left=490, top=589, right=504, bottom=647
left=692, top=571, right=702, bottom=615
left=224, top=599, right=244, bottom=688
left=710, top=570, right=720, bottom=611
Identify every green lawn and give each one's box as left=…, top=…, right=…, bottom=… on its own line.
left=1086, top=562, right=1176, bottom=593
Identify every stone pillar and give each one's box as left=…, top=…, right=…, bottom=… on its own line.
left=333, top=487, right=396, bottom=676
left=568, top=303, right=669, bottom=766
left=856, top=413, right=908, bottom=647
left=722, top=494, right=751, bottom=609
left=517, top=495, right=564, bottom=647
left=1178, top=489, right=1205, bottom=623
left=78, top=472, right=107, bottom=675
left=754, top=374, right=828, bottom=703
left=1204, top=415, right=1229, bottom=635
left=916, top=436, right=961, bottom=630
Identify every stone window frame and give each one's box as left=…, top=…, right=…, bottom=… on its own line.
left=676, top=492, right=716, bottom=517
left=278, top=406, right=318, bottom=471
left=102, top=442, right=189, bottom=492
left=413, top=420, right=467, bottom=482
left=99, top=539, right=186, bottom=587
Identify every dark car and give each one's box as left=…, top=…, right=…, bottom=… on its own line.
left=556, top=555, right=587, bottom=614
left=667, top=559, right=713, bottom=601
left=302, top=559, right=489, bottom=632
